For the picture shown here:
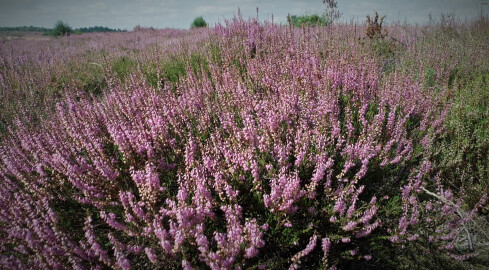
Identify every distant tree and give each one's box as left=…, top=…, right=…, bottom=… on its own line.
left=48, top=21, right=73, bottom=37
left=76, top=26, right=126, bottom=33
left=191, top=16, right=208, bottom=28
left=287, top=13, right=329, bottom=27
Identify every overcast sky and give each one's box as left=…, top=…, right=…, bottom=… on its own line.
left=0, top=0, right=485, bottom=30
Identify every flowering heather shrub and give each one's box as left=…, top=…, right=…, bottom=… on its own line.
left=1, top=15, right=488, bottom=269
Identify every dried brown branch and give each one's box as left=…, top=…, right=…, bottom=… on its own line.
left=366, top=12, right=386, bottom=39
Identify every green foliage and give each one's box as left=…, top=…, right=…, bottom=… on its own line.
left=79, top=64, right=107, bottom=96
left=143, top=53, right=209, bottom=91
left=435, top=71, right=489, bottom=207
left=161, top=56, right=187, bottom=84
left=141, top=64, right=160, bottom=89
left=112, top=56, right=136, bottom=81
left=191, top=16, right=208, bottom=28
left=189, top=53, right=209, bottom=77
left=424, top=67, right=436, bottom=87
left=287, top=14, right=330, bottom=27
left=368, top=38, right=399, bottom=59
left=48, top=21, right=73, bottom=37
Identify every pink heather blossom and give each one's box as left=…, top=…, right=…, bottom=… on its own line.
left=343, top=221, right=357, bottom=231
left=289, top=235, right=318, bottom=270
left=144, top=247, right=158, bottom=263
left=182, top=260, right=195, bottom=270
left=263, top=168, right=304, bottom=214
left=322, top=237, right=331, bottom=258
left=333, top=197, right=346, bottom=215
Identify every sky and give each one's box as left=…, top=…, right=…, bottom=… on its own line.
left=0, top=0, right=486, bottom=30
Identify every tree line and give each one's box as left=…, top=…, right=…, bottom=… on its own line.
left=0, top=21, right=126, bottom=37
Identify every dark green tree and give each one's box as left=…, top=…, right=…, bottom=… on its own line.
left=191, top=16, right=208, bottom=28
left=49, top=21, right=73, bottom=37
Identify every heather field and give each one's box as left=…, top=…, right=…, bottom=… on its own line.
left=1, top=15, right=489, bottom=269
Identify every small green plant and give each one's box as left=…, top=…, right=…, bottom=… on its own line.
left=48, top=21, right=73, bottom=37
left=191, top=16, right=208, bottom=28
